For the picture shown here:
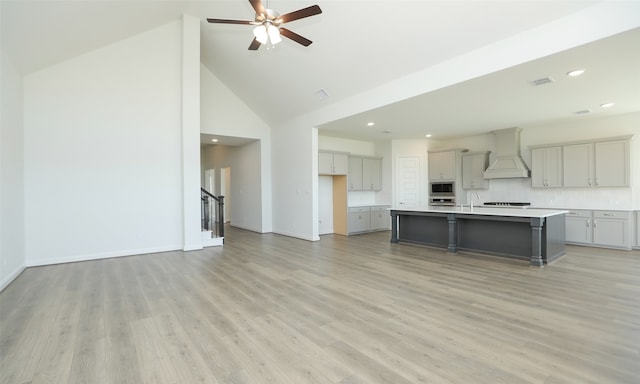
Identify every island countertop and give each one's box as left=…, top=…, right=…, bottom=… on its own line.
left=390, top=205, right=569, bottom=218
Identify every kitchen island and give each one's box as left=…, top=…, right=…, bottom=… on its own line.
left=390, top=206, right=568, bottom=266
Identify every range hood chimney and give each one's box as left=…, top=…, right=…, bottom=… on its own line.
left=483, top=127, right=530, bottom=179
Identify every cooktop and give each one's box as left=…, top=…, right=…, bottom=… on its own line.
left=483, top=202, right=531, bottom=207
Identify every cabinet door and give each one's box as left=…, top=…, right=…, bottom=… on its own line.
left=429, top=151, right=456, bottom=180
left=318, top=152, right=333, bottom=175
left=565, top=211, right=592, bottom=244
left=636, top=212, right=640, bottom=248
left=348, top=207, right=370, bottom=233
left=593, top=219, right=627, bottom=248
left=563, top=144, right=593, bottom=187
left=593, top=211, right=630, bottom=248
left=348, top=157, right=363, bottom=190
left=531, top=148, right=546, bottom=188
left=362, top=158, right=382, bottom=190
left=544, top=147, right=563, bottom=187
left=531, top=147, right=561, bottom=188
left=369, top=206, right=390, bottom=230
left=332, top=153, right=348, bottom=175
left=462, top=153, right=488, bottom=189
left=595, top=140, right=629, bottom=187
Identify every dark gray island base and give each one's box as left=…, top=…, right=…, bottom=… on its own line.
left=390, top=207, right=567, bottom=266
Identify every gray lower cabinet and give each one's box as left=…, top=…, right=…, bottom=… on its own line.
left=369, top=206, right=391, bottom=231
left=635, top=211, right=640, bottom=248
left=348, top=205, right=390, bottom=234
left=565, top=210, right=593, bottom=244
left=348, top=207, right=370, bottom=234
left=565, top=209, right=632, bottom=249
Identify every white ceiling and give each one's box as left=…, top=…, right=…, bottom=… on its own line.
left=3, top=1, right=640, bottom=144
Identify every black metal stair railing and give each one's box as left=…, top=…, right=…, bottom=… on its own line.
left=201, top=188, right=224, bottom=238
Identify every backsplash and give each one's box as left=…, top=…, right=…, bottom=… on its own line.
left=469, top=178, right=633, bottom=210
left=348, top=191, right=379, bottom=206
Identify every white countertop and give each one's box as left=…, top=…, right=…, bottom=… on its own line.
left=390, top=205, right=569, bottom=218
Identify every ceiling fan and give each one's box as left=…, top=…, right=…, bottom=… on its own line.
left=207, top=0, right=322, bottom=50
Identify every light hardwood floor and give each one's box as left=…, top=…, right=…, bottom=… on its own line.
left=1, top=227, right=639, bottom=384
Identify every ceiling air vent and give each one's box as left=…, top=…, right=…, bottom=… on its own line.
left=314, top=89, right=330, bottom=100
left=529, top=77, right=554, bottom=86
left=574, top=109, right=592, bottom=115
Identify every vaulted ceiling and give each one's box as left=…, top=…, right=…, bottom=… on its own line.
left=3, top=1, right=640, bottom=142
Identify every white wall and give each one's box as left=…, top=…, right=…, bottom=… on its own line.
left=431, top=113, right=640, bottom=210
left=272, top=120, right=316, bottom=241
left=200, top=64, right=272, bottom=233
left=0, top=49, right=26, bottom=290
left=181, top=15, right=202, bottom=251
left=23, top=21, right=186, bottom=266
left=200, top=141, right=265, bottom=233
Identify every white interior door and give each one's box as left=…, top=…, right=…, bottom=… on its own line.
left=396, top=156, right=421, bottom=208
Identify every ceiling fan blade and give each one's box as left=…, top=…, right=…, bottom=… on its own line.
left=248, top=38, right=261, bottom=50
left=249, top=0, right=267, bottom=17
left=279, top=28, right=312, bottom=46
left=207, top=18, right=253, bottom=25
left=279, top=5, right=322, bottom=23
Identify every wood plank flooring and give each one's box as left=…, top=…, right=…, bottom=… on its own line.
left=1, top=227, right=639, bottom=383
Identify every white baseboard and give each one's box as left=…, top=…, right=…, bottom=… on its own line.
left=0, top=263, right=26, bottom=292
left=202, top=237, right=223, bottom=247
left=272, top=229, right=318, bottom=242
left=26, top=244, right=182, bottom=267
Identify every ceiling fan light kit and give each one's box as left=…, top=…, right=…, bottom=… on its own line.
left=207, top=0, right=322, bottom=50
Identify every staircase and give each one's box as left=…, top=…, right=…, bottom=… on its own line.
left=201, top=188, right=224, bottom=247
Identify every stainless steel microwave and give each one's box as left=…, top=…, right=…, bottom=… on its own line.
left=430, top=182, right=454, bottom=196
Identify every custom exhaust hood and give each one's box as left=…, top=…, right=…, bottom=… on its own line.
left=483, top=127, right=531, bottom=179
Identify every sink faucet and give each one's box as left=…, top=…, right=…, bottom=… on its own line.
left=470, top=192, right=480, bottom=209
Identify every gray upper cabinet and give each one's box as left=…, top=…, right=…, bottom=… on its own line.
left=319, top=151, right=348, bottom=175
left=462, top=152, right=490, bottom=189
left=428, top=151, right=457, bottom=181
left=349, top=156, right=382, bottom=191
left=531, top=146, right=562, bottom=188
left=594, top=140, right=630, bottom=187
left=562, top=143, right=593, bottom=187
left=362, top=158, right=382, bottom=191
left=348, top=157, right=363, bottom=190
left=563, top=139, right=630, bottom=187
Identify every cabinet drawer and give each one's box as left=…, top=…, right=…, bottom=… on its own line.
left=348, top=207, right=370, bottom=214
left=565, top=210, right=591, bottom=218
left=369, top=205, right=389, bottom=213
left=593, top=210, right=630, bottom=219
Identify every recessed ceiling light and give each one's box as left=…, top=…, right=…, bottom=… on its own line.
left=567, top=69, right=585, bottom=77
left=367, top=122, right=375, bottom=126
left=600, top=102, right=614, bottom=108
left=425, top=134, right=432, bottom=138
left=211, top=139, right=218, bottom=142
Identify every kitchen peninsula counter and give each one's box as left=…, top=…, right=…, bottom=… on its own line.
left=390, top=206, right=568, bottom=266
